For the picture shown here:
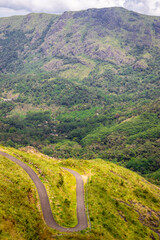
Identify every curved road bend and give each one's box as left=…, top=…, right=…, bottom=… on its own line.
left=0, top=151, right=88, bottom=232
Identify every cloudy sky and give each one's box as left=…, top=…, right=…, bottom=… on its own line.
left=0, top=0, right=160, bottom=18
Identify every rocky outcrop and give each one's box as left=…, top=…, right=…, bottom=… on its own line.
left=0, top=7, right=160, bottom=73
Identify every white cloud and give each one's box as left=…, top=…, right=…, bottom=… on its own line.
left=0, top=7, right=29, bottom=17
left=0, top=0, right=125, bottom=13
left=0, top=0, right=159, bottom=17
left=150, top=1, right=160, bottom=16
left=124, top=0, right=160, bottom=16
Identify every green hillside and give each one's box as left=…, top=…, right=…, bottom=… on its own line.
left=0, top=8, right=160, bottom=184
left=0, top=7, right=160, bottom=77
left=0, top=146, right=160, bottom=239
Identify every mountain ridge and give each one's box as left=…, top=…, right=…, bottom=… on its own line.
left=0, top=7, right=160, bottom=74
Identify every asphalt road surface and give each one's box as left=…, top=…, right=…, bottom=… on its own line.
left=0, top=151, right=88, bottom=232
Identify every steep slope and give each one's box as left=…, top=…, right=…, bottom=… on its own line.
left=0, top=7, right=160, bottom=104
left=0, top=7, right=160, bottom=76
left=0, top=145, right=160, bottom=240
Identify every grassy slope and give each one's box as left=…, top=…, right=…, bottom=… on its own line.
left=0, top=153, right=51, bottom=240
left=0, top=145, right=160, bottom=240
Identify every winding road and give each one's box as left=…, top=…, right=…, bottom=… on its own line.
left=0, top=151, right=88, bottom=232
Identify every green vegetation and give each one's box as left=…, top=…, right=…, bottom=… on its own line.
left=0, top=151, right=51, bottom=240
left=0, top=145, right=77, bottom=234
left=1, top=94, right=159, bottom=184
left=0, top=145, right=160, bottom=239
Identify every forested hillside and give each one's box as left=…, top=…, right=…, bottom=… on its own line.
left=0, top=7, right=160, bottom=184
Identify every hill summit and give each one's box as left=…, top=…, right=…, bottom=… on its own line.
left=0, top=7, right=160, bottom=75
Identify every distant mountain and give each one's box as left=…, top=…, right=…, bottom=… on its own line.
left=0, top=8, right=159, bottom=184
left=0, top=7, right=160, bottom=76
